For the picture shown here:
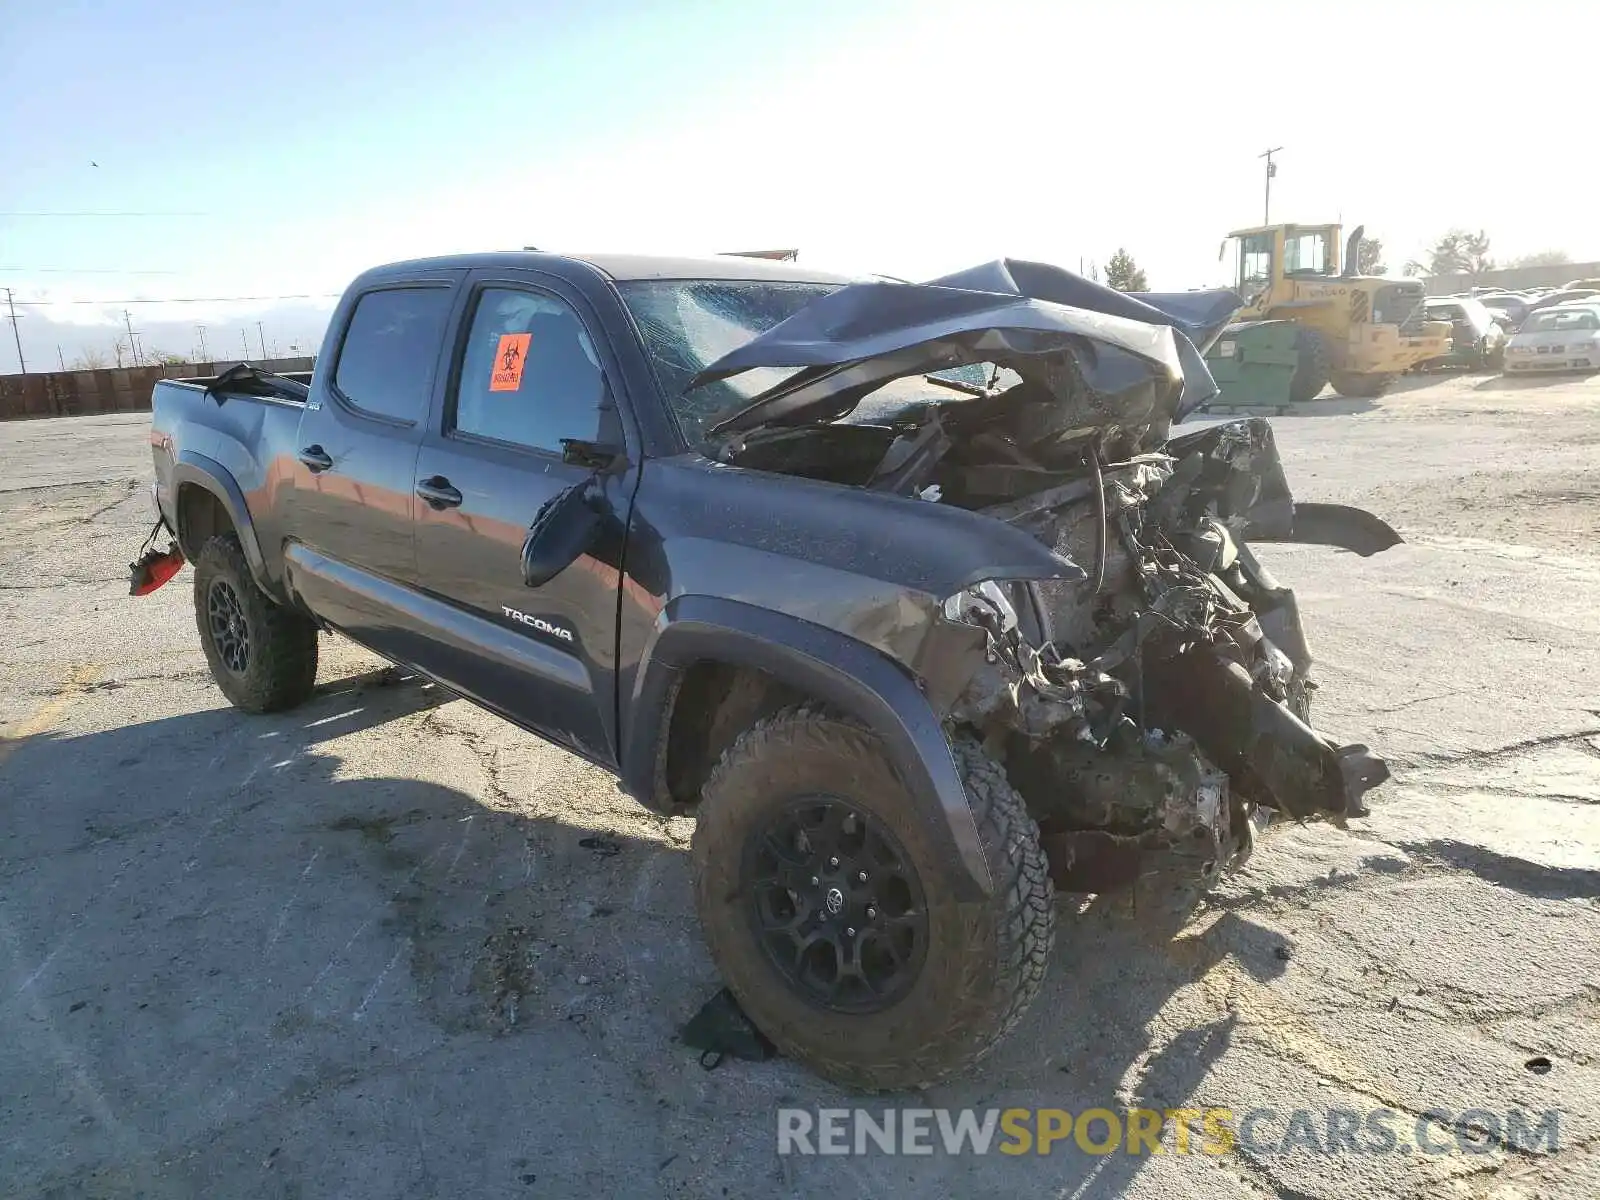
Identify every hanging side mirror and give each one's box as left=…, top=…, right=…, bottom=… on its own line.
left=521, top=477, right=605, bottom=587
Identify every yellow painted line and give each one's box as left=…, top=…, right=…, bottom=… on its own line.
left=0, top=663, right=101, bottom=767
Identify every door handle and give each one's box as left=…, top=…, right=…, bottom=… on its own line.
left=416, top=476, right=463, bottom=509
left=297, top=445, right=334, bottom=472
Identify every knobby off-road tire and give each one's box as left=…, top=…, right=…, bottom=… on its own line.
left=691, top=707, right=1054, bottom=1091
left=1288, top=327, right=1330, bottom=403
left=193, top=534, right=319, bottom=713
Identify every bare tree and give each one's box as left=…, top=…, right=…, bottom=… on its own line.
left=72, top=348, right=109, bottom=369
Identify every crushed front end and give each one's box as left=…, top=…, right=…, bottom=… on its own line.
left=692, top=257, right=1399, bottom=900
left=943, top=417, right=1391, bottom=897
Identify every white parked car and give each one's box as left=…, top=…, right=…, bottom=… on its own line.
left=1502, top=304, right=1600, bottom=373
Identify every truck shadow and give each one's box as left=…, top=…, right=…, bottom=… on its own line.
left=2, top=668, right=1295, bottom=1199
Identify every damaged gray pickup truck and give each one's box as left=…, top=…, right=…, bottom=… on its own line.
left=145, top=252, right=1396, bottom=1091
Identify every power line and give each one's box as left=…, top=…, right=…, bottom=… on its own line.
left=123, top=310, right=143, bottom=367
left=9, top=293, right=341, bottom=306
left=1259, top=146, right=1284, bottom=225
left=0, top=211, right=210, bottom=218
left=4, top=288, right=26, bottom=373
left=0, top=267, right=184, bottom=275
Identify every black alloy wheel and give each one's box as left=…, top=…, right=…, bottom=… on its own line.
left=744, top=795, right=928, bottom=1014
left=207, top=578, right=251, bottom=673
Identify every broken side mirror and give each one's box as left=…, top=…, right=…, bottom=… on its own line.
left=561, top=438, right=624, bottom=471
left=521, top=477, right=605, bottom=587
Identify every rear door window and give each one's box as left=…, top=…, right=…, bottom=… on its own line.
left=450, top=287, right=606, bottom=454
left=333, top=287, right=454, bottom=423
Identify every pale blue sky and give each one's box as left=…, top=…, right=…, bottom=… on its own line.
left=4, top=0, right=1597, bottom=367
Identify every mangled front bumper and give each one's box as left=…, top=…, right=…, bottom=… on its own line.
left=1141, top=418, right=1395, bottom=824
left=945, top=418, right=1397, bottom=896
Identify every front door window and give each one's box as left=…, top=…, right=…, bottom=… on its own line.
left=1239, top=233, right=1275, bottom=304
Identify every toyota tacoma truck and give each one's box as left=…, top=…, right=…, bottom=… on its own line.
left=141, top=251, right=1396, bottom=1090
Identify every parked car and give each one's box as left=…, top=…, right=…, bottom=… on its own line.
left=1421, top=297, right=1506, bottom=369
left=1477, top=294, right=1532, bottom=331
left=138, top=251, right=1398, bottom=1090
left=1502, top=304, right=1600, bottom=373
left=1523, top=288, right=1600, bottom=318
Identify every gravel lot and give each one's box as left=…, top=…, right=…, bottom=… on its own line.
left=2, top=370, right=1598, bottom=1199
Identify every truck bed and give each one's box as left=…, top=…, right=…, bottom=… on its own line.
left=150, top=374, right=313, bottom=582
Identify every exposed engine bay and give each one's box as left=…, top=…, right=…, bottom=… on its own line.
left=691, top=259, right=1397, bottom=898
left=934, top=414, right=1391, bottom=897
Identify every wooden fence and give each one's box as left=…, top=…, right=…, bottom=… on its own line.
left=0, top=358, right=316, bottom=421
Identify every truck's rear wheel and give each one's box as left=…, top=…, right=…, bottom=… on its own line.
left=1329, top=371, right=1393, bottom=398
left=193, top=534, right=319, bottom=713
left=1288, top=327, right=1330, bottom=402
left=691, top=708, right=1054, bottom=1090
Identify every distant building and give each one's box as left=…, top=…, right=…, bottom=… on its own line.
left=1423, top=261, right=1600, bottom=295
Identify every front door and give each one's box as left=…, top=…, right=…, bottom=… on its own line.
left=410, top=276, right=630, bottom=764
left=1237, top=232, right=1276, bottom=316
left=285, top=279, right=459, bottom=660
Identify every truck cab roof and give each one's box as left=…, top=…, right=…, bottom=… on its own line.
left=1225, top=222, right=1340, bottom=238
left=353, top=250, right=858, bottom=286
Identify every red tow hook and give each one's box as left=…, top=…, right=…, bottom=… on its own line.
left=129, top=519, right=185, bottom=596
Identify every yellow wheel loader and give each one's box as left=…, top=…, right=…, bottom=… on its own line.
left=1221, top=224, right=1450, bottom=400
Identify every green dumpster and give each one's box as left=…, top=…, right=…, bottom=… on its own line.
left=1204, top=319, right=1300, bottom=410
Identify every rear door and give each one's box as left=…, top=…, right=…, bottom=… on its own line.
left=284, top=277, right=460, bottom=660
left=408, top=271, right=632, bottom=764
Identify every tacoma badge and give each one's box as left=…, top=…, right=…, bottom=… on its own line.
left=501, top=605, right=575, bottom=642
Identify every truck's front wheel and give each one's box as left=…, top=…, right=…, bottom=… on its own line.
left=1329, top=371, right=1394, bottom=398
left=193, top=534, right=319, bottom=713
left=691, top=708, right=1054, bottom=1090
left=1288, top=327, right=1330, bottom=402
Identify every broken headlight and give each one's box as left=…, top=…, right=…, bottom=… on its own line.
left=941, top=580, right=1019, bottom=635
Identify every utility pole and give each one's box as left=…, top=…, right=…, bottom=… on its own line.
left=57, top=345, right=66, bottom=371
left=123, top=309, right=142, bottom=366
left=256, top=321, right=267, bottom=360
left=1259, top=146, right=1283, bottom=225
left=195, top=324, right=208, bottom=360
left=241, top=329, right=250, bottom=359
left=4, top=288, right=25, bottom=374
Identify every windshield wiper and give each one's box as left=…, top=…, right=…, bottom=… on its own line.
left=922, top=373, right=993, bottom=398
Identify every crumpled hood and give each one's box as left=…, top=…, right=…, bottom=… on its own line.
left=692, top=258, right=1242, bottom=437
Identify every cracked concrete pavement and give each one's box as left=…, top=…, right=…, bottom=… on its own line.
left=1, top=370, right=1597, bottom=1199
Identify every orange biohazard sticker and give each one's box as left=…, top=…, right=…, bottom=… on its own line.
left=490, top=332, right=532, bottom=392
